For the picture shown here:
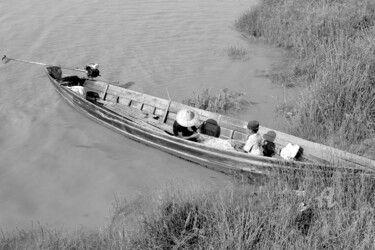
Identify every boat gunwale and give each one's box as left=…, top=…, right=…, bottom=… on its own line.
left=45, top=67, right=375, bottom=173
left=102, top=81, right=375, bottom=170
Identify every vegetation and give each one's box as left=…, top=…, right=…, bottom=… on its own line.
left=182, top=88, right=249, bottom=113
left=3, top=1, right=375, bottom=249
left=225, top=45, right=249, bottom=61
left=3, top=170, right=375, bottom=249
left=235, top=0, right=375, bottom=154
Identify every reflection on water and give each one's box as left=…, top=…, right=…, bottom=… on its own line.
left=0, top=0, right=285, bottom=231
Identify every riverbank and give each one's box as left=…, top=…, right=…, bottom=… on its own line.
left=2, top=170, right=375, bottom=249
left=2, top=0, right=375, bottom=249
left=235, top=0, right=375, bottom=158
left=0, top=0, right=284, bottom=232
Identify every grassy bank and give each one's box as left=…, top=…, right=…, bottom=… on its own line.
left=2, top=171, right=375, bottom=249
left=235, top=0, right=375, bottom=155
left=3, top=1, right=375, bottom=249
left=119, top=171, right=375, bottom=249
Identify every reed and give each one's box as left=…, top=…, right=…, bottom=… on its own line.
left=3, top=170, right=374, bottom=249
left=120, top=170, right=375, bottom=249
left=3, top=1, right=375, bottom=248
left=225, top=45, right=249, bottom=61
left=235, top=0, right=375, bottom=153
left=182, top=88, right=248, bottom=113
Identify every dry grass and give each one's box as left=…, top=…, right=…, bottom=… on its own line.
left=236, top=0, right=375, bottom=152
left=2, top=1, right=375, bottom=249
left=120, top=169, right=375, bottom=249
left=2, top=169, right=375, bottom=249
left=182, top=88, right=249, bottom=114
left=225, top=45, right=249, bottom=61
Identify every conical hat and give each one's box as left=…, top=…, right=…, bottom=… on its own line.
left=176, top=109, right=200, bottom=127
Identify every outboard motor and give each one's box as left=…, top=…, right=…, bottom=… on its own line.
left=85, top=63, right=100, bottom=78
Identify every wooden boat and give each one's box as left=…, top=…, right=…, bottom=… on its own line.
left=39, top=65, right=375, bottom=177
left=2, top=55, right=374, bottom=176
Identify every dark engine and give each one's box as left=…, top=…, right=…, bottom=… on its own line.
left=85, top=63, right=100, bottom=78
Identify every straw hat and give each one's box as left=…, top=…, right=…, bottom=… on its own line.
left=176, top=109, right=200, bottom=127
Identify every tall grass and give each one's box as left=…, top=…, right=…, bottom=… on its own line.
left=121, top=170, right=375, bottom=249
left=235, top=0, right=375, bottom=153
left=3, top=170, right=374, bottom=249
left=3, top=1, right=375, bottom=249
left=225, top=45, right=249, bottom=61
left=182, top=88, right=248, bottom=113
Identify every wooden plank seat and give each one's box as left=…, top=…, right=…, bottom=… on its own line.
left=96, top=99, right=295, bottom=161
left=99, top=101, right=173, bottom=134
left=82, top=79, right=368, bottom=168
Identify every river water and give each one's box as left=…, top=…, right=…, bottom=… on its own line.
left=0, top=0, right=285, bottom=231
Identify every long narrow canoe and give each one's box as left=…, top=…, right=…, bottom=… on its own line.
left=46, top=66, right=375, bottom=177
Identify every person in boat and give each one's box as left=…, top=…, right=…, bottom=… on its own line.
left=232, top=120, right=263, bottom=156
left=173, top=109, right=203, bottom=142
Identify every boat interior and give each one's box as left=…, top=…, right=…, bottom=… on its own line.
left=83, top=79, right=282, bottom=151
left=50, top=68, right=287, bottom=156
left=47, top=67, right=375, bottom=170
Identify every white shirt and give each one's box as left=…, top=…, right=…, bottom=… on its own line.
left=243, top=133, right=263, bottom=156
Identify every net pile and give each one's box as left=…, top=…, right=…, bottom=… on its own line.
left=201, top=135, right=236, bottom=152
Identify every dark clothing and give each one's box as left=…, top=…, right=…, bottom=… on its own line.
left=200, top=119, right=220, bottom=137
left=61, top=76, right=86, bottom=86
left=262, top=140, right=276, bottom=157
left=173, top=121, right=198, bottom=140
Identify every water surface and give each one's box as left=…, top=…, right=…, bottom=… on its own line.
left=0, top=0, right=285, bottom=231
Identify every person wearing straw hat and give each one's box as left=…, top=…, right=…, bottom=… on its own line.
left=173, top=109, right=203, bottom=142
left=231, top=120, right=263, bottom=156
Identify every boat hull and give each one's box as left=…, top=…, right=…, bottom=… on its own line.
left=45, top=67, right=375, bottom=176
